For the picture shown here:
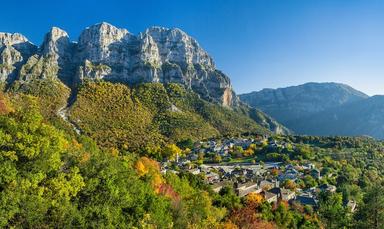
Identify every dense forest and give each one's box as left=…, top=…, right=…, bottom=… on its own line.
left=1, top=81, right=384, bottom=228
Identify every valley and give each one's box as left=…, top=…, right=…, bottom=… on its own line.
left=1, top=21, right=384, bottom=228
left=57, top=103, right=81, bottom=135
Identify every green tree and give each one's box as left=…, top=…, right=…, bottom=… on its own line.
left=177, top=138, right=194, bottom=150
left=213, top=186, right=242, bottom=210
left=318, top=192, right=350, bottom=229
left=274, top=202, right=294, bottom=228
left=260, top=202, right=274, bottom=221
left=354, top=185, right=384, bottom=229
left=165, top=173, right=225, bottom=228
left=0, top=96, right=85, bottom=228
left=303, top=175, right=318, bottom=188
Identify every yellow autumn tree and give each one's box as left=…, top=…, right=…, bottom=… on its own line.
left=135, top=160, right=148, bottom=177
left=162, top=144, right=182, bottom=161
left=135, top=157, right=165, bottom=193
left=152, top=173, right=163, bottom=193
left=109, top=147, right=119, bottom=157
left=79, top=152, right=91, bottom=164
left=246, top=193, right=264, bottom=207
left=243, top=148, right=254, bottom=157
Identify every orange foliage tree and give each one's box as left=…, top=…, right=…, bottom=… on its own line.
left=219, top=221, right=239, bottom=229
left=229, top=205, right=276, bottom=229
left=135, top=157, right=164, bottom=191
left=243, top=148, right=254, bottom=157
left=271, top=168, right=279, bottom=177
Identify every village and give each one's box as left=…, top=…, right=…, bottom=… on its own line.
left=161, top=135, right=357, bottom=212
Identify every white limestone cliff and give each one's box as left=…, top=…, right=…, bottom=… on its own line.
left=0, top=22, right=239, bottom=106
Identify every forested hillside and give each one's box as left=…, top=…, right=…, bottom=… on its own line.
left=1, top=93, right=384, bottom=228
left=0, top=93, right=226, bottom=228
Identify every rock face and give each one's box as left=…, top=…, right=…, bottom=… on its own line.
left=0, top=45, right=23, bottom=83
left=76, top=23, right=131, bottom=64
left=0, top=33, right=37, bottom=85
left=74, top=23, right=237, bottom=106
left=0, top=33, right=36, bottom=58
left=0, top=22, right=235, bottom=107
left=41, top=27, right=71, bottom=60
left=0, top=22, right=239, bottom=106
left=40, top=27, right=75, bottom=84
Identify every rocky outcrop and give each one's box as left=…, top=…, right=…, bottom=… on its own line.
left=41, top=27, right=71, bottom=60
left=0, top=33, right=36, bottom=59
left=18, top=55, right=59, bottom=81
left=77, top=23, right=131, bottom=63
left=78, top=60, right=111, bottom=80
left=40, top=27, right=76, bottom=85
left=0, top=45, right=22, bottom=83
left=0, top=33, right=37, bottom=86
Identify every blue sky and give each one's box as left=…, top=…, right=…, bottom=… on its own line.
left=1, top=0, right=384, bottom=95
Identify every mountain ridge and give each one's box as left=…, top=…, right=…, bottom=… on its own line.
left=239, top=82, right=369, bottom=123
left=289, top=94, right=384, bottom=138
left=0, top=22, right=289, bottom=148
left=1, top=22, right=238, bottom=106
left=239, top=82, right=384, bottom=138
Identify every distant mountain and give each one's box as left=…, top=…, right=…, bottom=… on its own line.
left=291, top=95, right=384, bottom=139
left=239, top=82, right=368, bottom=124
left=239, top=82, right=377, bottom=137
left=0, top=22, right=288, bottom=149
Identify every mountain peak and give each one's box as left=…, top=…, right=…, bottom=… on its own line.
left=82, top=22, right=130, bottom=36
left=0, top=32, right=31, bottom=46
left=144, top=26, right=214, bottom=68
left=77, top=22, right=131, bottom=63
left=145, top=26, right=186, bottom=36
left=48, top=27, right=69, bottom=40
left=0, top=32, right=37, bottom=77
left=92, top=21, right=117, bottom=28
left=41, top=27, right=71, bottom=57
